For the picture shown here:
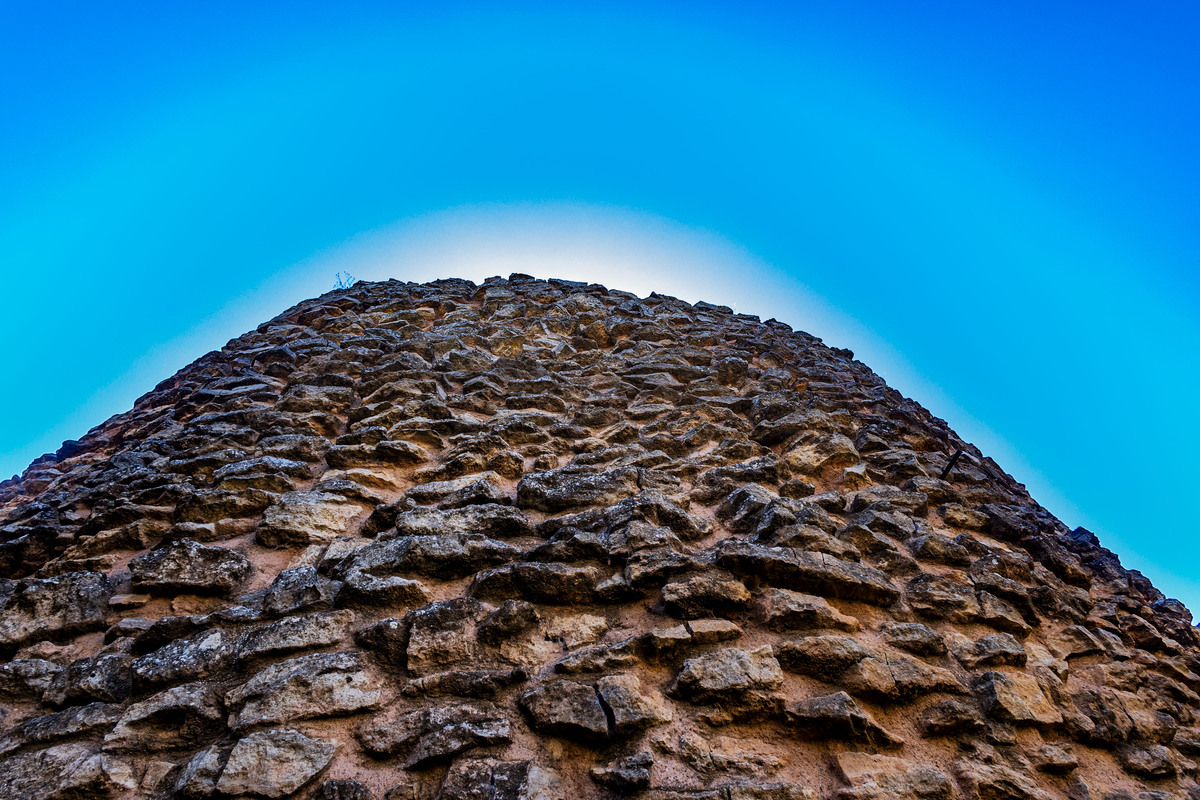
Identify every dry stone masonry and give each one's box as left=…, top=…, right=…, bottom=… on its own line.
left=0, top=274, right=1196, bottom=800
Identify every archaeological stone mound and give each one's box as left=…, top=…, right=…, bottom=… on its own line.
left=1, top=274, right=1197, bottom=800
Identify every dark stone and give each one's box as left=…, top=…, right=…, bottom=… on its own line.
left=470, top=562, right=603, bottom=605
left=0, top=572, right=114, bottom=649
left=715, top=541, right=899, bottom=606
left=314, top=780, right=374, bottom=800
left=786, top=691, right=902, bottom=747
left=662, top=574, right=751, bottom=618
left=517, top=466, right=642, bottom=512
left=129, top=539, right=253, bottom=596
left=920, top=699, right=986, bottom=737
left=356, top=700, right=511, bottom=766
left=591, top=752, right=653, bottom=791
left=436, top=759, right=562, bottom=800
left=879, top=622, right=946, bottom=656
left=476, top=599, right=540, bottom=645
left=393, top=504, right=533, bottom=539
left=43, top=653, right=131, bottom=706
left=262, top=566, right=342, bottom=616
left=131, top=628, right=235, bottom=690
left=519, top=679, right=610, bottom=742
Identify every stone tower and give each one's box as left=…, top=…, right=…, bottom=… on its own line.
left=0, top=275, right=1195, bottom=800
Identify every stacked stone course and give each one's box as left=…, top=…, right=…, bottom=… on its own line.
left=0, top=274, right=1196, bottom=800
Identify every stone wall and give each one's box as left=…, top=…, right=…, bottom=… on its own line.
left=0, top=274, right=1195, bottom=800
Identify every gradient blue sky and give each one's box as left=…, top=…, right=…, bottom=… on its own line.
left=2, top=2, right=1198, bottom=608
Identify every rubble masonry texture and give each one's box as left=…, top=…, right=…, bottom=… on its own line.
left=0, top=274, right=1196, bottom=800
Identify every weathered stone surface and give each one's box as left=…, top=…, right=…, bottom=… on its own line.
left=519, top=679, right=610, bottom=741
left=262, top=566, right=342, bottom=615
left=662, top=574, right=751, bottom=618
left=592, top=752, right=654, bottom=791
left=786, top=692, right=902, bottom=747
left=955, top=632, right=1027, bottom=669
left=905, top=573, right=980, bottom=621
left=129, top=538, right=252, bottom=595
left=774, top=635, right=872, bottom=678
left=973, top=670, right=1062, bottom=726
left=132, top=627, right=235, bottom=689
left=43, top=652, right=131, bottom=706
left=313, top=780, right=373, bottom=800
left=257, top=491, right=365, bottom=546
left=954, top=761, right=1054, bottom=800
left=402, top=667, right=528, bottom=699
left=471, top=562, right=603, bottom=605
left=517, top=466, right=642, bottom=512
left=216, top=728, right=336, bottom=799
left=356, top=700, right=510, bottom=765
left=919, top=699, right=986, bottom=737
left=338, top=547, right=432, bottom=608
left=0, top=743, right=135, bottom=800
left=715, top=541, right=899, bottom=606
left=238, top=610, right=354, bottom=661
left=172, top=744, right=226, bottom=798
left=879, top=622, right=946, bottom=656
left=597, top=673, right=673, bottom=733
left=0, top=658, right=62, bottom=699
left=757, top=589, right=860, bottom=632
left=353, top=533, right=520, bottom=581
left=105, top=682, right=225, bottom=750
left=394, top=504, right=532, bottom=539
left=225, top=652, right=382, bottom=729
left=1, top=276, right=1195, bottom=800
left=0, top=701, right=123, bottom=755
left=438, top=759, right=565, bottom=800
left=834, top=752, right=953, bottom=800
left=0, top=572, right=113, bottom=648
left=405, top=597, right=487, bottom=676
left=840, top=652, right=966, bottom=701
left=671, top=645, right=785, bottom=719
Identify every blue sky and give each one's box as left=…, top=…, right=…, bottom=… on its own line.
left=2, top=2, right=1198, bottom=609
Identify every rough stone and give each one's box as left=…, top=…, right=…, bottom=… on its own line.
left=262, top=566, right=342, bottom=615
left=131, top=627, right=235, bottom=689
left=787, top=691, right=901, bottom=747
left=597, top=673, right=673, bottom=733
left=671, top=645, right=785, bottom=720
left=517, top=466, right=642, bottom=512
left=238, top=610, right=354, bottom=661
left=438, top=759, right=565, bottom=800
left=716, top=541, right=899, bottom=606
left=973, top=670, right=1063, bottom=726
left=104, top=682, right=225, bottom=750
left=591, top=752, right=653, bottom=791
left=757, top=589, right=860, bottom=632
left=225, top=652, right=382, bottom=729
left=834, top=752, right=953, bottom=800
left=0, top=572, right=113, bottom=648
left=662, top=574, right=751, bottom=618
left=257, top=491, right=365, bottom=547
left=471, top=562, right=603, bottom=605
left=0, top=744, right=135, bottom=800
left=129, top=539, right=253, bottom=595
left=879, top=622, right=946, bottom=656
left=43, top=652, right=131, bottom=706
left=405, top=598, right=487, bottom=676
left=216, top=728, right=337, bottom=799
left=519, top=679, right=610, bottom=742
left=394, top=504, right=532, bottom=539
left=0, top=702, right=123, bottom=755
left=356, top=700, right=510, bottom=765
